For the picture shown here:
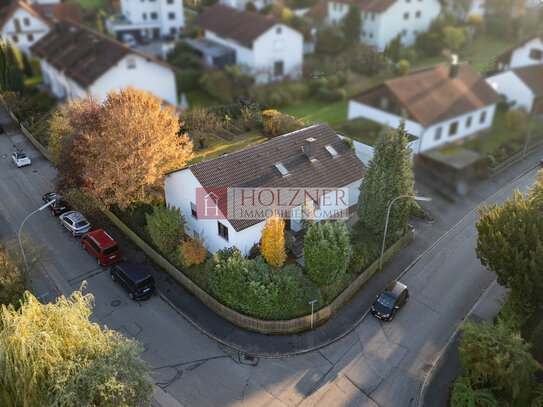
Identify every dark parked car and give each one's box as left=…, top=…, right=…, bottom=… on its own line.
left=42, top=192, right=70, bottom=216
left=110, top=261, right=155, bottom=300
left=371, top=281, right=409, bottom=321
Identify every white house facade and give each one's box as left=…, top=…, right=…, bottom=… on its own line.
left=348, top=62, right=500, bottom=153
left=496, top=33, right=543, bottom=72
left=0, top=1, right=81, bottom=54
left=32, top=20, right=179, bottom=105
left=164, top=124, right=365, bottom=254
left=106, top=0, right=185, bottom=41
left=219, top=0, right=276, bottom=10
left=487, top=64, right=543, bottom=114
left=327, top=0, right=441, bottom=50
left=191, top=5, right=303, bottom=83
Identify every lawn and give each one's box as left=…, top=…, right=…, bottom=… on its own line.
left=463, top=110, right=519, bottom=153
left=66, top=0, right=108, bottom=12
left=280, top=98, right=348, bottom=126
left=185, top=90, right=220, bottom=108
left=188, top=131, right=269, bottom=165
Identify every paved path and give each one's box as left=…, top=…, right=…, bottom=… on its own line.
left=1, top=102, right=540, bottom=406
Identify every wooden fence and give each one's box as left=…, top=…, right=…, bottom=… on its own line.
left=105, top=208, right=413, bottom=334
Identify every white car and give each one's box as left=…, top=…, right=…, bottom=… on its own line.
left=122, top=33, right=136, bottom=47
left=59, top=211, right=91, bottom=237
left=12, top=151, right=31, bottom=167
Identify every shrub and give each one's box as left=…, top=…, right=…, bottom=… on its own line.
left=0, top=244, right=26, bottom=307
left=262, top=109, right=304, bottom=137
left=180, top=237, right=208, bottom=266
left=326, top=75, right=339, bottom=90
left=317, top=87, right=345, bottom=102
left=200, top=70, right=233, bottom=104
left=336, top=71, right=347, bottom=86
left=260, top=215, right=286, bottom=268
left=316, top=26, right=345, bottom=54
left=146, top=205, right=186, bottom=255
left=205, top=249, right=322, bottom=319
left=450, top=375, right=499, bottom=407
left=309, top=77, right=327, bottom=96
left=287, top=82, right=309, bottom=102
left=245, top=1, right=256, bottom=11
left=342, top=137, right=355, bottom=151
left=175, top=69, right=201, bottom=93
left=399, top=47, right=418, bottom=63
left=442, top=26, right=466, bottom=51
left=268, top=91, right=282, bottom=108
left=303, top=221, right=352, bottom=286
left=396, top=59, right=410, bottom=76
left=415, top=32, right=442, bottom=57
left=506, top=109, right=528, bottom=133
left=239, top=104, right=262, bottom=131
left=530, top=321, right=543, bottom=363
left=350, top=44, right=388, bottom=76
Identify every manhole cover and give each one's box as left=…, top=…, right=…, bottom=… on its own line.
left=110, top=300, right=121, bottom=307
left=0, top=154, right=6, bottom=158
left=32, top=170, right=37, bottom=173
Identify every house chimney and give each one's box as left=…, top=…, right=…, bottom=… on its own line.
left=305, top=137, right=316, bottom=160
left=69, top=25, right=78, bottom=44
left=449, top=54, right=459, bottom=79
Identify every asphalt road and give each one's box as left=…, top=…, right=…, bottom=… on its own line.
left=0, top=105, right=538, bottom=407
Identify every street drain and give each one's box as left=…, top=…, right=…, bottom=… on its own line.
left=0, top=154, right=6, bottom=158
left=111, top=300, right=121, bottom=307
left=32, top=170, right=38, bottom=173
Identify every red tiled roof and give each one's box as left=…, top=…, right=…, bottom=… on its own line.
left=351, top=63, right=501, bottom=127
left=304, top=2, right=328, bottom=20
left=333, top=0, right=397, bottom=13
left=513, top=64, right=543, bottom=96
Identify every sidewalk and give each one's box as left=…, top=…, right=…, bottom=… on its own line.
left=134, top=150, right=542, bottom=357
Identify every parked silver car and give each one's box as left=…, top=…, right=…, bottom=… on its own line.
left=12, top=151, right=31, bottom=167
left=59, top=211, right=91, bottom=237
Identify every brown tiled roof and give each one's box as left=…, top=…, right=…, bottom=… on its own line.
left=334, top=0, right=397, bottom=13
left=513, top=64, right=543, bottom=96
left=31, top=20, right=177, bottom=88
left=351, top=63, right=501, bottom=127
left=185, top=124, right=365, bottom=231
left=304, top=2, right=328, bottom=20
left=192, top=4, right=281, bottom=47
left=32, top=3, right=83, bottom=25
left=0, top=0, right=51, bottom=30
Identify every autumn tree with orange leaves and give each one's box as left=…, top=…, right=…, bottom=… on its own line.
left=260, top=214, right=286, bottom=268
left=49, top=88, right=193, bottom=209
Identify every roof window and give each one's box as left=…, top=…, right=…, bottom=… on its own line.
left=275, top=162, right=289, bottom=177
left=325, top=145, right=338, bottom=157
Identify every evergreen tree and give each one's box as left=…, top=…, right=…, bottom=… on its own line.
left=341, top=6, right=361, bottom=46
left=5, top=41, right=17, bottom=67
left=358, top=122, right=415, bottom=236
left=476, top=171, right=543, bottom=309
left=385, top=35, right=401, bottom=62
left=21, top=52, right=33, bottom=77
left=0, top=42, right=6, bottom=91
left=5, top=64, right=24, bottom=94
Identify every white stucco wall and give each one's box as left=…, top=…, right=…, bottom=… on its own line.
left=487, top=71, right=535, bottom=111
left=219, top=0, right=277, bottom=10
left=348, top=99, right=496, bottom=153
left=252, top=24, right=303, bottom=82
left=500, top=37, right=543, bottom=71
left=89, top=54, right=178, bottom=105
left=375, top=0, right=441, bottom=50
left=327, top=1, right=349, bottom=24
left=39, top=59, right=87, bottom=100
left=1, top=8, right=50, bottom=54
left=119, top=0, right=184, bottom=37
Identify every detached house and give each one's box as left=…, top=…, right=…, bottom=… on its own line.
left=327, top=0, right=441, bottom=50
left=190, top=5, right=303, bottom=83
left=106, top=0, right=185, bottom=42
left=495, top=32, right=543, bottom=72
left=164, top=124, right=365, bottom=254
left=488, top=64, right=543, bottom=115
left=31, top=20, right=179, bottom=105
left=0, top=0, right=81, bottom=54
left=348, top=61, right=500, bottom=153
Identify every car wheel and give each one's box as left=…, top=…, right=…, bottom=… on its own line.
left=110, top=273, right=116, bottom=281
left=405, top=296, right=409, bottom=304
left=97, top=258, right=102, bottom=266
left=129, top=292, right=134, bottom=300
left=72, top=230, right=76, bottom=237
left=51, top=209, right=56, bottom=216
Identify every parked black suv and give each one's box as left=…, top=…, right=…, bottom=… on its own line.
left=371, top=281, right=409, bottom=321
left=42, top=192, right=70, bottom=216
left=110, top=261, right=155, bottom=301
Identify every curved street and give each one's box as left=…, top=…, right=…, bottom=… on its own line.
left=0, top=104, right=538, bottom=407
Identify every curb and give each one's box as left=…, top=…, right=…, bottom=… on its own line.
left=412, top=162, right=540, bottom=407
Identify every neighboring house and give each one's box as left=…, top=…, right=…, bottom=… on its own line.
left=190, top=5, right=303, bottom=83
left=303, top=2, right=328, bottom=27
left=164, top=124, right=365, bottom=254
left=348, top=61, right=500, bottom=153
left=495, top=32, right=543, bottom=72
left=31, top=20, right=179, bottom=105
left=326, top=0, right=441, bottom=50
left=0, top=0, right=81, bottom=54
left=487, top=64, right=543, bottom=115
left=106, top=0, right=184, bottom=42
left=220, top=0, right=276, bottom=11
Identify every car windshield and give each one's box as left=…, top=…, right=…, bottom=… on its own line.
left=103, top=245, right=119, bottom=256
left=18, top=153, right=27, bottom=159
left=75, top=221, right=89, bottom=228
left=377, top=293, right=395, bottom=310
left=136, top=276, right=153, bottom=289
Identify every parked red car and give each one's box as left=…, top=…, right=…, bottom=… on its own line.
left=81, top=229, right=122, bottom=266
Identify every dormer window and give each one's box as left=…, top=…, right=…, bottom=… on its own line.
left=276, top=26, right=282, bottom=34
left=380, top=97, right=389, bottom=110
left=126, top=57, right=136, bottom=69
left=275, top=162, right=289, bottom=177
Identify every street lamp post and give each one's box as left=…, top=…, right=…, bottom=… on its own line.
left=379, top=195, right=431, bottom=270
left=308, top=299, right=318, bottom=330
left=18, top=199, right=56, bottom=289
